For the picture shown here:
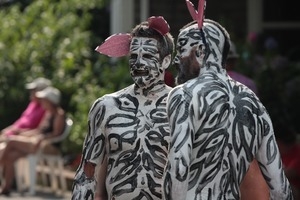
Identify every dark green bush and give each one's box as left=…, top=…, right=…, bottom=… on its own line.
left=0, top=0, right=132, bottom=154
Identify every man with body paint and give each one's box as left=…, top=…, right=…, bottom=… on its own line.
left=162, top=0, right=293, bottom=199
left=71, top=16, right=174, bottom=200
left=169, top=20, right=271, bottom=200
left=170, top=24, right=271, bottom=200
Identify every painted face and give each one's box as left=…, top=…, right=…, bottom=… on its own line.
left=129, top=37, right=163, bottom=88
left=174, top=25, right=205, bottom=85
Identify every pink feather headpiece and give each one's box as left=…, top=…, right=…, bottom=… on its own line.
left=95, top=16, right=170, bottom=57
left=186, top=0, right=206, bottom=29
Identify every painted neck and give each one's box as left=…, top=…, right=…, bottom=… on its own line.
left=134, top=81, right=167, bottom=98
left=200, top=53, right=226, bottom=75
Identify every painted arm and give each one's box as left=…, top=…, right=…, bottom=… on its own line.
left=95, top=157, right=108, bottom=200
left=163, top=87, right=193, bottom=200
left=72, top=98, right=107, bottom=200
left=256, top=112, right=294, bottom=200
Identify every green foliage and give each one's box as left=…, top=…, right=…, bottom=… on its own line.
left=3, top=0, right=299, bottom=155
left=0, top=0, right=132, bottom=154
left=236, top=42, right=300, bottom=135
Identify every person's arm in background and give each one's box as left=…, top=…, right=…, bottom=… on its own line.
left=240, top=159, right=270, bottom=200
left=94, top=157, right=108, bottom=200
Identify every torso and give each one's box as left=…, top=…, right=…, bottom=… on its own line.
left=167, top=72, right=291, bottom=199
left=41, top=115, right=55, bottom=134
left=84, top=84, right=171, bottom=200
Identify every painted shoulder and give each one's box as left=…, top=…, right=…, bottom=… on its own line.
left=90, top=85, right=134, bottom=111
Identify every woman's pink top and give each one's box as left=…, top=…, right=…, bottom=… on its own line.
left=5, top=101, right=46, bottom=136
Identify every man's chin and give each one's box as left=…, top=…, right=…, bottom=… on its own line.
left=133, top=76, right=148, bottom=87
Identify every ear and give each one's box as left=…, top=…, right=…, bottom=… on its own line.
left=196, top=44, right=206, bottom=67
left=161, top=54, right=172, bottom=69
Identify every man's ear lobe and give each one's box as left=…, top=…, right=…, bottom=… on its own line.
left=162, top=54, right=172, bottom=69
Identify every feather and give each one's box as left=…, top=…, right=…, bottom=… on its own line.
left=186, top=0, right=206, bottom=29
left=148, top=16, right=170, bottom=36
left=95, top=33, right=131, bottom=57
left=186, top=0, right=198, bottom=21
left=197, top=0, right=205, bottom=29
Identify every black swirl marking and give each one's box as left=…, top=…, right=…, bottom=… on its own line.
left=114, top=94, right=139, bottom=113
left=110, top=141, right=141, bottom=182
left=175, top=156, right=189, bottom=182
left=188, top=159, right=205, bottom=189
left=107, top=114, right=140, bottom=128
left=85, top=134, right=105, bottom=161
left=112, top=173, right=137, bottom=196
left=142, top=151, right=165, bottom=177
left=146, top=130, right=168, bottom=154
left=197, top=129, right=229, bottom=164
left=266, top=136, right=278, bottom=165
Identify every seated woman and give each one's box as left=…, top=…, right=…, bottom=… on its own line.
left=0, top=77, right=52, bottom=138
left=0, top=86, right=66, bottom=196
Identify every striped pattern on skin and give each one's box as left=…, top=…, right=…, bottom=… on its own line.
left=72, top=37, right=172, bottom=200
left=163, top=21, right=293, bottom=200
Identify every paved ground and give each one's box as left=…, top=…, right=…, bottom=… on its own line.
left=0, top=190, right=72, bottom=200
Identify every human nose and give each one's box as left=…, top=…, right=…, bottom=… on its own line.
left=132, top=60, right=142, bottom=69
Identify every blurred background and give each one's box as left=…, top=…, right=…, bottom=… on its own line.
left=0, top=0, right=299, bottom=174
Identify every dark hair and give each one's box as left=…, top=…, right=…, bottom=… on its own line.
left=131, top=21, right=174, bottom=59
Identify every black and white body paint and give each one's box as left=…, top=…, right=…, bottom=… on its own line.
left=72, top=36, right=173, bottom=200
left=163, top=21, right=293, bottom=200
